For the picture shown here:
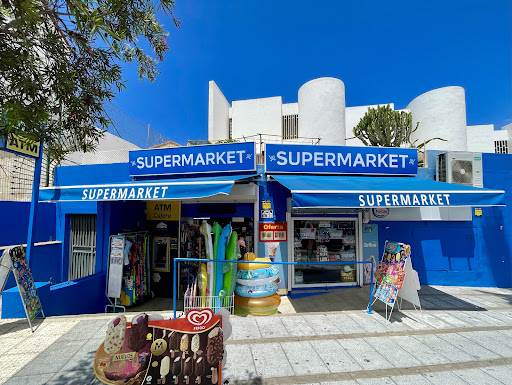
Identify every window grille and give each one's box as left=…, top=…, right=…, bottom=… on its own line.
left=69, top=214, right=97, bottom=280
left=282, top=114, right=299, bottom=139
left=494, top=140, right=509, bottom=154
left=229, top=118, right=233, bottom=140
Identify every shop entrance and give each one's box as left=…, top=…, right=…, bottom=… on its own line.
left=290, top=217, right=362, bottom=288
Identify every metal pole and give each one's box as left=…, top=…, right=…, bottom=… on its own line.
left=367, top=260, right=374, bottom=314
left=173, top=256, right=177, bottom=319
left=26, top=142, right=44, bottom=263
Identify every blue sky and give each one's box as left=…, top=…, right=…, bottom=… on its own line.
left=112, top=1, right=511, bottom=146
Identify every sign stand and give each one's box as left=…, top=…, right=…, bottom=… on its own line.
left=105, top=235, right=126, bottom=313
left=0, top=246, right=45, bottom=332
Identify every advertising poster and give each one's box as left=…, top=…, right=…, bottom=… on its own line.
left=362, top=223, right=378, bottom=284
left=107, top=236, right=126, bottom=299
left=94, top=309, right=228, bottom=385
left=373, top=241, right=411, bottom=307
left=8, top=246, right=42, bottom=320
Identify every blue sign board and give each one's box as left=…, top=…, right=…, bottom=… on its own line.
left=265, top=144, right=418, bottom=175
left=129, top=142, right=256, bottom=177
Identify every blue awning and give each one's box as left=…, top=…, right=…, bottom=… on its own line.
left=40, top=174, right=258, bottom=202
left=271, top=175, right=505, bottom=208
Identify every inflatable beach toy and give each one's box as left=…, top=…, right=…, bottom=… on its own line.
left=200, top=221, right=214, bottom=296
left=236, top=274, right=279, bottom=287
left=237, top=265, right=279, bottom=280
left=211, top=222, right=222, bottom=296
left=220, top=230, right=238, bottom=301
left=215, top=224, right=231, bottom=297
left=234, top=293, right=281, bottom=316
left=235, top=281, right=279, bottom=298
left=237, top=252, right=271, bottom=270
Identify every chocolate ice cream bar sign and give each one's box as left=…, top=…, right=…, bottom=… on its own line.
left=94, top=309, right=229, bottom=385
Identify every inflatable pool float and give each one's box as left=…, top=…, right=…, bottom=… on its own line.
left=237, top=252, right=271, bottom=270
left=237, top=265, right=279, bottom=280
left=200, top=221, right=214, bottom=296
left=220, top=230, right=238, bottom=302
left=211, top=222, right=222, bottom=296
left=234, top=293, right=281, bottom=316
left=199, top=263, right=207, bottom=297
left=235, top=281, right=279, bottom=298
left=215, top=224, right=231, bottom=297
left=236, top=274, right=279, bottom=287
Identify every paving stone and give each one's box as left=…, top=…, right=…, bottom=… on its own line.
left=255, top=317, right=290, bottom=338
left=427, top=311, right=471, bottom=328
left=356, top=378, right=395, bottom=385
left=482, top=310, right=512, bottom=324
left=389, top=335, right=448, bottom=366
left=364, top=336, right=422, bottom=368
left=230, top=317, right=262, bottom=340
left=422, top=371, right=467, bottom=385
left=281, top=340, right=329, bottom=376
left=45, top=370, right=97, bottom=385
left=222, top=344, right=257, bottom=382
left=14, top=340, right=86, bottom=376
left=59, top=320, right=108, bottom=341
left=249, top=343, right=294, bottom=378
left=2, top=373, right=54, bottom=385
left=480, top=365, right=512, bottom=384
left=311, top=339, right=362, bottom=373
left=452, top=368, right=505, bottom=385
left=412, top=334, right=474, bottom=363
left=0, top=353, right=35, bottom=378
left=345, top=313, right=388, bottom=333
left=326, top=314, right=366, bottom=334
left=280, top=316, right=317, bottom=337
left=460, top=310, right=506, bottom=326
left=337, top=338, right=393, bottom=371
left=59, top=338, right=103, bottom=372
left=391, top=374, right=432, bottom=385
left=394, top=314, right=430, bottom=330
left=303, top=314, right=342, bottom=335
left=321, top=382, right=357, bottom=385
left=459, top=330, right=512, bottom=357
left=435, top=332, right=500, bottom=360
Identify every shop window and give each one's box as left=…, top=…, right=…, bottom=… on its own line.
left=68, top=214, right=97, bottom=280
left=293, top=219, right=358, bottom=287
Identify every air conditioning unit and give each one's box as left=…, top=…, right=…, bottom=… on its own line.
left=436, top=152, right=483, bottom=188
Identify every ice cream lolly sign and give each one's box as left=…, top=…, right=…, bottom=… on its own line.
left=94, top=309, right=229, bottom=385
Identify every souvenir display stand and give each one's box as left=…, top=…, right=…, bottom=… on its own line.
left=370, top=241, right=421, bottom=322
left=106, top=232, right=150, bottom=312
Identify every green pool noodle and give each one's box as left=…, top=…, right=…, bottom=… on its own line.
left=211, top=222, right=222, bottom=297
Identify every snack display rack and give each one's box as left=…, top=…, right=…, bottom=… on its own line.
left=184, top=293, right=235, bottom=314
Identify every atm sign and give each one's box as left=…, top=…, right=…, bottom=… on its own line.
left=259, top=222, right=287, bottom=242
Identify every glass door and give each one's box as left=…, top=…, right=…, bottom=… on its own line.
left=291, top=218, right=359, bottom=288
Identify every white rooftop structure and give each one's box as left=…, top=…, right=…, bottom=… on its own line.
left=208, top=77, right=510, bottom=155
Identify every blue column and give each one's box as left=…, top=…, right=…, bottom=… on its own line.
left=26, top=143, right=44, bottom=262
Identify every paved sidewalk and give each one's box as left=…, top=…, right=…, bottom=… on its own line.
left=1, top=286, right=512, bottom=384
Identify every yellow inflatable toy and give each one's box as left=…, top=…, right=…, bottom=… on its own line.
left=234, top=293, right=281, bottom=315
left=237, top=252, right=271, bottom=270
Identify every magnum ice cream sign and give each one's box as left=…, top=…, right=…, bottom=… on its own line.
left=94, top=309, right=229, bottom=385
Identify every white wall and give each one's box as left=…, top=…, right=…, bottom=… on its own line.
left=231, top=96, right=283, bottom=139
left=282, top=102, right=298, bottom=116
left=298, top=78, right=346, bottom=145
left=208, top=81, right=231, bottom=141
left=466, top=124, right=505, bottom=153
left=407, top=86, right=468, bottom=151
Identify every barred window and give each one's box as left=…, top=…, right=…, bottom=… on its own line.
left=229, top=118, right=232, bottom=140
left=494, top=140, right=509, bottom=154
left=282, top=114, right=299, bottom=139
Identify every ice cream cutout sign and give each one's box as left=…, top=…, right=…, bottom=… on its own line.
left=94, top=309, right=227, bottom=385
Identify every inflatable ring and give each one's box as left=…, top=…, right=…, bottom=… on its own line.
left=235, top=293, right=281, bottom=315
left=237, top=265, right=279, bottom=280
left=236, top=274, right=279, bottom=287
left=235, top=282, right=279, bottom=298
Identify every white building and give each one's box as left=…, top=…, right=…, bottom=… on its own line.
left=208, top=77, right=510, bottom=154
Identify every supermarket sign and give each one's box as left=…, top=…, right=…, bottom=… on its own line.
left=259, top=222, right=287, bottom=242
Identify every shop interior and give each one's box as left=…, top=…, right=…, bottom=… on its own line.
left=292, top=218, right=359, bottom=287
left=106, top=201, right=255, bottom=312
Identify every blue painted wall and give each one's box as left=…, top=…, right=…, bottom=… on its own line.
left=0, top=202, right=56, bottom=246
left=375, top=153, right=512, bottom=288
